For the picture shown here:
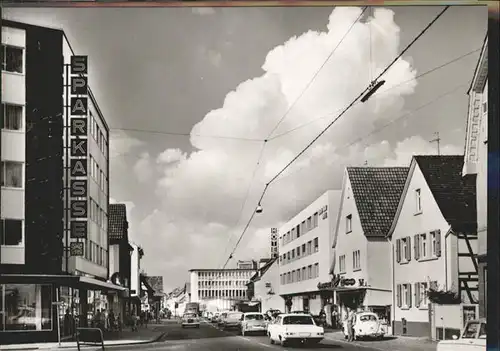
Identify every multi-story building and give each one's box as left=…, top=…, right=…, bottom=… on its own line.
left=329, top=167, right=408, bottom=332
left=463, top=35, right=488, bottom=319
left=247, top=257, right=284, bottom=312
left=189, top=268, right=256, bottom=311
left=387, top=155, right=477, bottom=339
left=278, top=190, right=341, bottom=315
left=129, top=243, right=144, bottom=314
left=0, top=20, right=122, bottom=344
left=237, top=260, right=257, bottom=270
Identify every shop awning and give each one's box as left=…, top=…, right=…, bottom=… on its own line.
left=78, top=276, right=127, bottom=292
left=0, top=274, right=80, bottom=285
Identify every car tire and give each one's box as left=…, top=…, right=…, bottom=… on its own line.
left=269, top=333, right=274, bottom=344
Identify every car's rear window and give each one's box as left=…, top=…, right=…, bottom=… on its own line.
left=227, top=313, right=243, bottom=320
left=184, top=314, right=196, bottom=318
left=246, top=314, right=264, bottom=321
left=283, top=315, right=314, bottom=325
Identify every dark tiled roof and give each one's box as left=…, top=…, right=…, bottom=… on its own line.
left=108, top=204, right=128, bottom=241
left=414, top=155, right=477, bottom=233
left=146, top=276, right=164, bottom=293
left=249, top=257, right=277, bottom=283
left=348, top=167, right=409, bottom=237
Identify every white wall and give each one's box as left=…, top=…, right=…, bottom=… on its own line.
left=477, top=80, right=488, bottom=255
left=254, top=261, right=284, bottom=312
left=279, top=190, right=340, bottom=295
left=391, top=162, right=452, bottom=324
left=1, top=26, right=26, bottom=265
left=109, top=244, right=119, bottom=276
left=130, top=244, right=140, bottom=295
left=190, top=271, right=199, bottom=302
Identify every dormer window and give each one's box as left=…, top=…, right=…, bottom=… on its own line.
left=415, top=189, right=422, bottom=214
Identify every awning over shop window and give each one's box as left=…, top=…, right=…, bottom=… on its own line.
left=0, top=274, right=79, bottom=285
left=78, top=276, right=127, bottom=293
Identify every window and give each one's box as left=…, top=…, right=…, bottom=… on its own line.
left=397, top=283, right=412, bottom=309
left=1, top=104, right=23, bottom=130
left=296, top=247, right=300, bottom=257
left=430, top=231, right=437, bottom=257
left=313, top=237, right=319, bottom=252
left=308, top=265, right=312, bottom=279
left=314, top=263, right=319, bottom=278
left=307, top=241, right=312, bottom=255
left=313, top=212, right=318, bottom=228
left=353, top=250, right=361, bottom=271
left=339, top=255, right=346, bottom=273
left=415, top=282, right=428, bottom=308
left=420, top=233, right=427, bottom=258
left=1, top=161, right=23, bottom=188
left=307, top=217, right=312, bottom=229
left=0, top=284, right=53, bottom=331
left=346, top=214, right=352, bottom=233
left=291, top=250, right=295, bottom=260
left=296, top=224, right=301, bottom=238
left=302, top=267, right=306, bottom=280
left=415, top=189, right=422, bottom=214
left=0, top=219, right=23, bottom=246
left=397, top=237, right=411, bottom=263
left=301, top=221, right=306, bottom=234
left=302, top=243, right=306, bottom=255
left=1, top=44, right=24, bottom=73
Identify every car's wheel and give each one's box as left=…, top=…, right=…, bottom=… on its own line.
left=269, top=333, right=274, bottom=344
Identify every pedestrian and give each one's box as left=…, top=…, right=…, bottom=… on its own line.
left=347, top=309, right=355, bottom=342
left=332, top=307, right=338, bottom=329
left=108, top=309, right=115, bottom=332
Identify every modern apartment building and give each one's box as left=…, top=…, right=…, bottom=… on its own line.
left=278, top=190, right=341, bottom=315
left=463, top=35, right=488, bottom=319
left=189, top=268, right=256, bottom=311
left=0, top=20, right=121, bottom=344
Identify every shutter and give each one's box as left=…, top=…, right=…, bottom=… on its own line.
left=396, top=239, right=401, bottom=263
left=407, top=284, right=412, bottom=308
left=414, top=234, right=420, bottom=261
left=396, top=284, right=402, bottom=307
left=435, top=230, right=442, bottom=257
left=407, top=236, right=412, bottom=261
left=414, top=283, right=420, bottom=308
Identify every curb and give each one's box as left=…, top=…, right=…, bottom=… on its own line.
left=0, top=332, right=168, bottom=350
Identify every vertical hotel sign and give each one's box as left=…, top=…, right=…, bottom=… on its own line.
left=68, top=56, right=89, bottom=257
left=271, top=228, right=278, bottom=258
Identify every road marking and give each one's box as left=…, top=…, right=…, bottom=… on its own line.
left=324, top=335, right=403, bottom=351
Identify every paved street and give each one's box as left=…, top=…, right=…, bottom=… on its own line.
left=101, top=320, right=437, bottom=351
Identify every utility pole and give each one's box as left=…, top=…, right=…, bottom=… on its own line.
left=430, top=132, right=441, bottom=155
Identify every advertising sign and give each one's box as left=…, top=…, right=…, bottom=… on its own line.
left=69, top=55, right=89, bottom=243
left=70, top=242, right=84, bottom=257
left=270, top=228, right=278, bottom=258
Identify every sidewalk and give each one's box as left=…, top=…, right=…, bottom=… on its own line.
left=0, top=324, right=167, bottom=350
left=325, top=331, right=438, bottom=351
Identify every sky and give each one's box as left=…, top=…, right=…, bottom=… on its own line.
left=3, top=5, right=487, bottom=292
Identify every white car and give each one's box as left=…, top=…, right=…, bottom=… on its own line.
left=240, top=312, right=268, bottom=336
left=343, top=312, right=386, bottom=340
left=267, top=313, right=324, bottom=346
left=181, top=313, right=200, bottom=328
left=437, top=319, right=486, bottom=351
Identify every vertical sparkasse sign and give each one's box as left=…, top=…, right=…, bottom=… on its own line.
left=69, top=55, right=88, bottom=256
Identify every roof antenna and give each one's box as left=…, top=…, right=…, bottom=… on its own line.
left=429, top=132, right=441, bottom=155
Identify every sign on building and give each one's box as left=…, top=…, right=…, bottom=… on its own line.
left=271, top=228, right=278, bottom=258
left=68, top=56, right=89, bottom=251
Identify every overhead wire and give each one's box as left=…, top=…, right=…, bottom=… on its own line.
left=220, top=5, right=451, bottom=269
left=266, top=6, right=368, bottom=140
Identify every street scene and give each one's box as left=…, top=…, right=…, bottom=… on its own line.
left=0, top=3, right=491, bottom=351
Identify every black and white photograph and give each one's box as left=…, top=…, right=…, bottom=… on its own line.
left=0, top=2, right=494, bottom=351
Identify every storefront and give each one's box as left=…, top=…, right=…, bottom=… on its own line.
left=0, top=274, right=126, bottom=345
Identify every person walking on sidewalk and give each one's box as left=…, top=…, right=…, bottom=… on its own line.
left=347, top=309, right=355, bottom=342
left=130, top=311, right=138, bottom=332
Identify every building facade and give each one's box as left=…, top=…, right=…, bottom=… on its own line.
left=247, top=258, right=284, bottom=312
left=388, top=156, right=477, bottom=338
left=278, top=190, right=341, bottom=315
left=189, top=269, right=255, bottom=311
left=129, top=243, right=144, bottom=314
left=0, top=21, right=121, bottom=344
left=237, top=260, right=257, bottom=270
left=329, top=167, right=408, bottom=331
left=463, top=36, right=488, bottom=319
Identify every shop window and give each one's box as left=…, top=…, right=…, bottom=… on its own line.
left=0, top=284, right=52, bottom=331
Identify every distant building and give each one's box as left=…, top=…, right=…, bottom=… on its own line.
left=463, top=35, right=488, bottom=319
left=129, top=244, right=144, bottom=314
left=247, top=257, right=283, bottom=312
left=189, top=268, right=256, bottom=311
left=278, top=190, right=341, bottom=315
left=237, top=260, right=258, bottom=270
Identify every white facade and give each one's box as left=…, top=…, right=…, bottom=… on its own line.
left=62, top=36, right=109, bottom=279
left=332, top=171, right=392, bottom=308
left=130, top=243, right=141, bottom=297
left=190, top=269, right=255, bottom=311
left=252, top=260, right=284, bottom=312
left=388, top=157, right=478, bottom=337
left=1, top=26, right=26, bottom=265
left=278, top=190, right=341, bottom=314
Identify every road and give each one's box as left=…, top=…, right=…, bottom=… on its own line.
left=106, top=320, right=402, bottom=351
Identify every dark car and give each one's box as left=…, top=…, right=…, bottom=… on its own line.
left=222, top=312, right=243, bottom=330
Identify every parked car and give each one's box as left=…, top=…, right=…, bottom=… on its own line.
left=343, top=312, right=385, bottom=340
left=436, top=319, right=486, bottom=351
left=240, top=312, right=268, bottom=336
left=267, top=313, right=324, bottom=346
left=181, top=313, right=200, bottom=328
left=211, top=313, right=219, bottom=323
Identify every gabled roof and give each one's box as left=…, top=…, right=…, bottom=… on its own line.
left=145, top=276, right=164, bottom=294
left=249, top=257, right=278, bottom=283
left=108, top=204, right=128, bottom=241
left=467, top=35, right=488, bottom=95
left=414, top=155, right=477, bottom=233
left=347, top=167, right=409, bottom=237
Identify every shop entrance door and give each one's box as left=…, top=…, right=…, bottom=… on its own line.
left=303, top=297, right=310, bottom=312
